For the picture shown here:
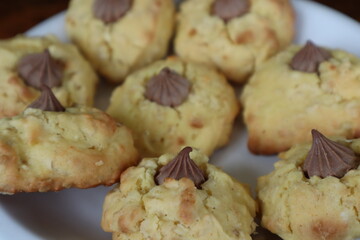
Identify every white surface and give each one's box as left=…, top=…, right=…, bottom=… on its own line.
left=1, top=0, right=360, bottom=239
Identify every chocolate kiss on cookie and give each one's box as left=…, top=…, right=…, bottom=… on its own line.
left=212, top=0, right=250, bottom=22
left=18, top=49, right=63, bottom=90
left=28, top=85, right=65, bottom=112
left=303, top=129, right=359, bottom=178
left=145, top=67, right=190, bottom=107
left=155, top=147, right=207, bottom=188
left=290, top=40, right=331, bottom=73
left=93, top=0, right=132, bottom=24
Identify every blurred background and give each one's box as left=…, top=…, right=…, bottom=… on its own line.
left=0, top=0, right=358, bottom=39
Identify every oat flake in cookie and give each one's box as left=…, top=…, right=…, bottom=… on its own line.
left=102, top=147, right=257, bottom=240
left=258, top=130, right=360, bottom=240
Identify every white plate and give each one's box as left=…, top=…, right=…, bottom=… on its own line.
left=1, top=1, right=360, bottom=240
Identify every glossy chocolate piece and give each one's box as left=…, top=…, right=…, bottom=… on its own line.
left=290, top=40, right=332, bottom=73
left=155, top=147, right=207, bottom=188
left=212, top=0, right=249, bottom=22
left=17, top=49, right=63, bottom=90
left=27, top=85, right=65, bottom=112
left=303, top=129, right=359, bottom=178
left=93, top=0, right=132, bottom=24
left=145, top=67, right=190, bottom=107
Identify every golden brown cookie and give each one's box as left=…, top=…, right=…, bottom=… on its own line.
left=66, top=0, right=175, bottom=83
left=0, top=106, right=139, bottom=194
left=102, top=147, right=257, bottom=240
left=175, top=0, right=295, bottom=83
left=241, top=42, right=360, bottom=155
left=0, top=35, right=98, bottom=119
left=107, top=57, right=239, bottom=157
left=258, top=130, right=360, bottom=240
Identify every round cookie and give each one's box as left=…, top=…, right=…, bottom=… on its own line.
left=66, top=0, right=175, bottom=83
left=107, top=57, right=239, bottom=157
left=0, top=35, right=98, bottom=118
left=257, top=130, right=360, bottom=240
left=0, top=88, right=138, bottom=193
left=175, top=0, right=295, bottom=83
left=241, top=42, right=360, bottom=155
left=102, top=147, right=257, bottom=240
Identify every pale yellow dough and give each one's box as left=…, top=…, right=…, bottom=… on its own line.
left=175, top=0, right=295, bottom=83
left=102, top=148, right=257, bottom=240
left=0, top=107, right=139, bottom=194
left=107, top=57, right=239, bottom=157
left=66, top=0, right=175, bottom=83
left=258, top=137, right=360, bottom=240
left=0, top=35, right=98, bottom=118
left=241, top=45, right=360, bottom=155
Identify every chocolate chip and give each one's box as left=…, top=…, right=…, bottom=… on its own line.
left=212, top=0, right=249, bottom=22
left=18, top=49, right=63, bottom=90
left=93, top=0, right=132, bottom=24
left=290, top=40, right=331, bottom=73
left=155, top=147, right=207, bottom=188
left=27, top=85, right=65, bottom=112
left=145, top=67, right=190, bottom=107
left=303, top=129, right=359, bottom=178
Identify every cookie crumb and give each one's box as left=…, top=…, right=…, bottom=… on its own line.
left=95, top=160, right=104, bottom=166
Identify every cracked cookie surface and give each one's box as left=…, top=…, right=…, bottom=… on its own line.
left=0, top=35, right=98, bottom=119
left=102, top=148, right=257, bottom=240
left=175, top=0, right=294, bottom=83
left=0, top=107, right=139, bottom=194
left=241, top=45, right=360, bottom=155
left=257, top=137, right=360, bottom=240
left=107, top=57, right=239, bottom=157
left=66, top=0, right=175, bottom=83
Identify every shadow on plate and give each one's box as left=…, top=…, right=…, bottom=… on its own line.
left=0, top=186, right=112, bottom=240
left=252, top=216, right=283, bottom=240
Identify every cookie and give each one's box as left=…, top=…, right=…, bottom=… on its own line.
left=102, top=147, right=257, bottom=240
left=107, top=57, right=239, bottom=157
left=175, top=0, right=295, bottom=83
left=0, top=35, right=98, bottom=118
left=257, top=130, right=360, bottom=240
left=66, top=0, right=175, bottom=83
left=241, top=41, right=360, bottom=155
left=0, top=87, right=138, bottom=194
